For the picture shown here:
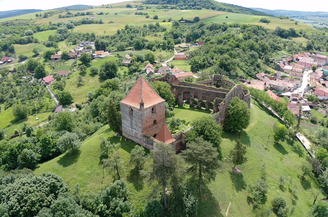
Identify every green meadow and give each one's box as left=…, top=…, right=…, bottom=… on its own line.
left=35, top=100, right=324, bottom=216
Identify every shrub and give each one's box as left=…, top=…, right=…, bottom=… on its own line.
left=271, top=197, right=288, bottom=217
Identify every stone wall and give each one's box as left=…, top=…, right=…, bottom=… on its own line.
left=121, top=103, right=144, bottom=145
left=142, top=102, right=166, bottom=138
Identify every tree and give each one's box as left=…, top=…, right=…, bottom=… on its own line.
left=273, top=123, right=288, bottom=143
left=230, top=139, right=247, bottom=171
left=32, top=48, right=39, bottom=56
left=34, top=64, right=46, bottom=79
left=18, top=54, right=28, bottom=62
left=183, top=137, right=220, bottom=192
left=224, top=97, right=250, bottom=132
left=43, top=50, right=55, bottom=61
left=186, top=116, right=222, bottom=150
left=145, top=52, right=155, bottom=63
left=99, top=61, right=118, bottom=81
left=12, top=103, right=28, bottom=120
left=193, top=16, right=200, bottom=22
left=94, top=180, right=131, bottom=216
left=150, top=81, right=175, bottom=107
left=150, top=142, right=179, bottom=210
left=312, top=65, right=317, bottom=72
left=283, top=109, right=295, bottom=127
left=27, top=59, right=39, bottom=71
left=153, top=15, right=158, bottom=19
left=38, top=134, right=58, bottom=161
left=57, top=90, right=73, bottom=105
left=311, top=201, right=328, bottom=217
left=90, top=66, right=99, bottom=76
left=53, top=111, right=75, bottom=132
left=129, top=145, right=147, bottom=172
left=77, top=76, right=83, bottom=87
left=133, top=38, right=145, bottom=50
left=57, top=132, right=81, bottom=153
left=107, top=99, right=122, bottom=132
left=0, top=129, right=5, bottom=140
left=102, top=143, right=124, bottom=180
left=61, top=51, right=70, bottom=61
left=79, top=52, right=92, bottom=66
left=17, top=149, right=39, bottom=169
left=144, top=200, right=164, bottom=217
left=300, top=162, right=312, bottom=180
left=271, top=197, right=288, bottom=217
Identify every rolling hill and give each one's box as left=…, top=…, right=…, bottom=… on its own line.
left=0, top=9, right=42, bottom=19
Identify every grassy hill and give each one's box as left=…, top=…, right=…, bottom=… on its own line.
left=35, top=100, right=325, bottom=216
left=0, top=9, right=42, bottom=19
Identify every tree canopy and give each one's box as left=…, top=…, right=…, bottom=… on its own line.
left=99, top=61, right=118, bottom=81
left=150, top=81, right=176, bottom=107
left=224, top=97, right=250, bottom=132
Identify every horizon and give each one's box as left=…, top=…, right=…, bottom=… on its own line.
left=0, top=0, right=328, bottom=12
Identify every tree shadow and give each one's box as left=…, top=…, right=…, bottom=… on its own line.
left=58, top=149, right=81, bottom=167
left=291, top=143, right=304, bottom=158
left=197, top=186, right=224, bottom=217
left=110, top=135, right=150, bottom=155
left=127, top=169, right=144, bottom=191
left=274, top=143, right=288, bottom=155
left=229, top=171, right=247, bottom=192
left=301, top=178, right=312, bottom=190
left=221, top=131, right=251, bottom=146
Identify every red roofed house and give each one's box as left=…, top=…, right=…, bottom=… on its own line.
left=1, top=57, right=9, bottom=62
left=174, top=72, right=193, bottom=81
left=266, top=90, right=281, bottom=102
left=143, top=63, right=154, bottom=77
left=121, top=76, right=171, bottom=149
left=198, top=41, right=205, bottom=46
left=174, top=53, right=187, bottom=60
left=288, top=104, right=303, bottom=117
left=314, top=88, right=328, bottom=100
left=95, top=50, right=104, bottom=55
left=42, top=75, right=54, bottom=85
left=51, top=55, right=61, bottom=61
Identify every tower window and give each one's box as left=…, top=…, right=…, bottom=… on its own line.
left=153, top=120, right=157, bottom=125
left=129, top=107, right=133, bottom=114
left=152, top=107, right=156, bottom=113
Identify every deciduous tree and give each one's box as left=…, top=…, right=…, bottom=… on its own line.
left=129, top=145, right=147, bottom=172
left=99, top=61, right=118, bottom=81
left=273, top=123, right=288, bottom=143
left=183, top=137, right=220, bottom=192
left=57, top=90, right=73, bottom=105
left=57, top=132, right=81, bottom=153
left=107, top=99, right=121, bottom=132
left=150, top=81, right=175, bottom=107
left=34, top=64, right=46, bottom=79
left=230, top=139, right=247, bottom=171
left=79, top=52, right=92, bottom=66
left=53, top=111, right=75, bottom=132
left=224, top=97, right=250, bottom=132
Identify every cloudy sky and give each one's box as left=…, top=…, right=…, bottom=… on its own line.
left=0, top=0, right=327, bottom=12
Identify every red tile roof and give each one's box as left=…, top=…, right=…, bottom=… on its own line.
left=51, top=55, right=61, bottom=59
left=266, top=90, right=281, bottom=102
left=1, top=56, right=8, bottom=61
left=143, top=63, right=154, bottom=71
left=95, top=50, right=104, bottom=55
left=43, top=75, right=54, bottom=84
left=314, top=88, right=328, bottom=97
left=121, top=76, right=164, bottom=109
left=174, top=72, right=193, bottom=79
left=154, top=124, right=175, bottom=144
left=57, top=71, right=68, bottom=76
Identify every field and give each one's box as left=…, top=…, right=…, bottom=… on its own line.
left=14, top=43, right=50, bottom=58
left=35, top=100, right=325, bottom=216
left=33, top=30, right=57, bottom=41
left=204, top=13, right=313, bottom=30
left=170, top=59, right=191, bottom=72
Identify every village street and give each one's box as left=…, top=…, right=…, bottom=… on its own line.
left=293, top=69, right=313, bottom=97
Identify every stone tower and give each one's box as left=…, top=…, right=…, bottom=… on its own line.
left=120, top=76, right=166, bottom=149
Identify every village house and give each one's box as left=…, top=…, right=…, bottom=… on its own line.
left=276, top=62, right=285, bottom=72
left=174, top=53, right=187, bottom=60
left=79, top=41, right=95, bottom=49
left=291, top=93, right=300, bottom=101
left=174, top=72, right=194, bottom=81
left=256, top=72, right=269, bottom=81
left=245, top=80, right=266, bottom=91
left=290, top=71, right=302, bottom=79
left=123, top=59, right=131, bottom=67
left=158, top=66, right=171, bottom=75
left=288, top=104, right=303, bottom=117
left=314, top=88, right=328, bottom=100
left=283, top=65, right=293, bottom=73
left=51, top=54, right=61, bottom=61
left=170, top=67, right=183, bottom=74
left=125, top=54, right=131, bottom=60
left=99, top=51, right=110, bottom=58
left=143, top=63, right=154, bottom=77
left=69, top=50, right=78, bottom=59
left=54, top=105, right=63, bottom=113
left=311, top=70, right=323, bottom=81
left=56, top=71, right=68, bottom=77
left=266, top=90, right=281, bottom=102
left=42, top=75, right=54, bottom=85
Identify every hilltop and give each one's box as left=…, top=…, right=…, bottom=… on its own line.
left=0, top=9, right=42, bottom=19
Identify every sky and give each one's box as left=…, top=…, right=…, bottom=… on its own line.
left=0, top=0, right=328, bottom=12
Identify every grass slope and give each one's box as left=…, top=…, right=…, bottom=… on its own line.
left=35, top=100, right=324, bottom=215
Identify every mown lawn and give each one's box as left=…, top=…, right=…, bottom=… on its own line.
left=35, top=100, right=324, bottom=216
left=0, top=105, right=15, bottom=129
left=171, top=59, right=191, bottom=71
left=33, top=30, right=57, bottom=41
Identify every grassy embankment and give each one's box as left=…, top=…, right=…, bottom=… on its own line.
left=35, top=100, right=325, bottom=216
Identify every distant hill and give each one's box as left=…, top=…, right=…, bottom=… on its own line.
left=0, top=9, right=42, bottom=19
left=53, top=5, right=93, bottom=10
left=253, top=8, right=328, bottom=17
left=143, top=0, right=270, bottom=16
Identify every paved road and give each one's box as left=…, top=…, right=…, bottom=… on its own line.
left=294, top=69, right=312, bottom=97
left=46, top=85, right=59, bottom=105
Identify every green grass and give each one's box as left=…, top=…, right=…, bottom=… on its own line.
left=35, top=100, right=324, bottom=215
left=311, top=109, right=325, bottom=120
left=204, top=13, right=313, bottom=30
left=14, top=43, right=50, bottom=58
left=33, top=30, right=57, bottom=41
left=171, top=59, right=191, bottom=72
left=63, top=56, right=120, bottom=103
left=0, top=106, right=15, bottom=129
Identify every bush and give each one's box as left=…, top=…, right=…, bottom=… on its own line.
left=271, top=197, right=288, bottom=217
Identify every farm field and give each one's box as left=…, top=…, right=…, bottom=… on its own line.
left=35, top=100, right=325, bottom=216
left=204, top=13, right=313, bottom=30
left=33, top=30, right=57, bottom=41
left=171, top=59, right=191, bottom=71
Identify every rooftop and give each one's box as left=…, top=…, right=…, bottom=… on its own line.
left=154, top=124, right=175, bottom=144
left=121, top=76, right=164, bottom=109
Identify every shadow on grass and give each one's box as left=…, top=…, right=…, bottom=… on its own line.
left=230, top=171, right=247, bottom=192
left=301, top=178, right=312, bottom=190
left=58, top=149, right=81, bottom=167
left=274, top=143, right=288, bottom=155
left=127, top=169, right=144, bottom=191
left=197, top=186, right=224, bottom=217
left=109, top=135, right=150, bottom=155
left=222, top=131, right=251, bottom=146
left=291, top=143, right=304, bottom=158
